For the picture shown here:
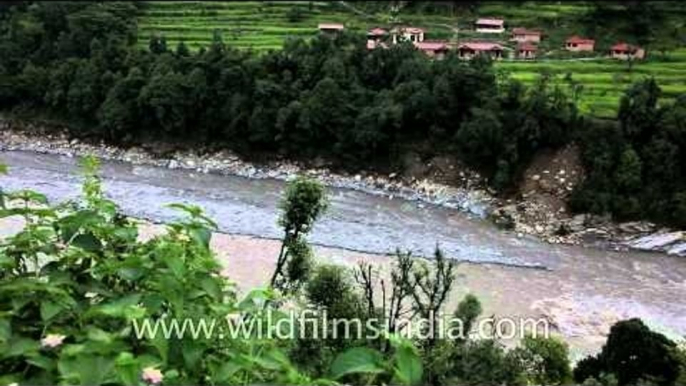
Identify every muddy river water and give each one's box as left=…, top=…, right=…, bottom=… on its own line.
left=1, top=150, right=685, bottom=356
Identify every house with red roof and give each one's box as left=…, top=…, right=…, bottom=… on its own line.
left=458, top=41, right=504, bottom=60
left=366, top=27, right=388, bottom=49
left=516, top=42, right=537, bottom=59
left=391, top=26, right=425, bottom=44
left=565, top=36, right=594, bottom=52
left=610, top=42, right=645, bottom=60
left=414, top=41, right=450, bottom=59
left=475, top=18, right=505, bottom=33
left=318, top=23, right=344, bottom=35
left=511, top=28, right=542, bottom=43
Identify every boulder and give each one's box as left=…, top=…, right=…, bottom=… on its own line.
left=617, top=221, right=656, bottom=234
left=628, top=231, right=684, bottom=251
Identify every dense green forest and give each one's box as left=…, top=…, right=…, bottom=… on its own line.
left=0, top=1, right=685, bottom=228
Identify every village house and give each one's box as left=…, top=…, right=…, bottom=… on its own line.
left=475, top=18, right=505, bottom=33
left=318, top=23, right=344, bottom=35
left=414, top=41, right=450, bottom=59
left=516, top=42, right=537, bottom=59
left=458, top=41, right=504, bottom=60
left=366, top=27, right=388, bottom=49
left=391, top=26, right=425, bottom=44
left=565, top=36, right=595, bottom=52
left=610, top=42, right=645, bottom=60
left=511, top=27, right=541, bottom=43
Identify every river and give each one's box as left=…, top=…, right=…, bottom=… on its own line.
left=1, top=150, right=685, bottom=354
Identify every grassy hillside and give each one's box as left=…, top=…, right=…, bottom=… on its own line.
left=136, top=1, right=686, bottom=117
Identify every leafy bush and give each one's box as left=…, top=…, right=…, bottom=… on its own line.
left=0, top=158, right=315, bottom=385
left=574, top=318, right=682, bottom=386
left=511, top=335, right=573, bottom=385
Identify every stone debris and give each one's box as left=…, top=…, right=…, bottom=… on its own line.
left=0, top=123, right=493, bottom=218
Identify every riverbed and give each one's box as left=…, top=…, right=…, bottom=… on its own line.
left=1, top=150, right=685, bottom=357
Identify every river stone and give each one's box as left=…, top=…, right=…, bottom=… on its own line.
left=628, top=231, right=684, bottom=251
left=666, top=242, right=686, bottom=256
left=617, top=221, right=656, bottom=234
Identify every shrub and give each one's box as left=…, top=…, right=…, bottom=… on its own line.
left=0, top=158, right=315, bottom=385
left=512, top=335, right=573, bottom=385
left=574, top=318, right=681, bottom=386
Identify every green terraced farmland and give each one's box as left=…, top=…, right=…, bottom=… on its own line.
left=137, top=1, right=366, bottom=52
left=496, top=52, right=686, bottom=117
left=137, top=1, right=686, bottom=117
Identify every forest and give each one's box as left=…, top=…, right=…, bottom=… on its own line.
left=0, top=1, right=685, bottom=226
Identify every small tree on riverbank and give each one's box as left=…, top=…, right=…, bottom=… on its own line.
left=270, top=176, right=328, bottom=293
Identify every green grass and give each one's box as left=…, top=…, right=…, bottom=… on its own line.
left=496, top=51, right=686, bottom=117
left=136, top=1, right=686, bottom=117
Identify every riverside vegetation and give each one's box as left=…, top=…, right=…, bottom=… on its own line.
left=1, top=158, right=685, bottom=386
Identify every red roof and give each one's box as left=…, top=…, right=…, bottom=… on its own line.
left=517, top=42, right=538, bottom=51
left=611, top=42, right=640, bottom=52
left=318, top=23, right=344, bottom=30
left=476, top=18, right=504, bottom=26
left=566, top=35, right=594, bottom=45
left=392, top=26, right=425, bottom=34
left=458, top=42, right=504, bottom=51
left=414, top=41, right=449, bottom=51
left=512, top=27, right=541, bottom=36
left=367, top=27, right=388, bottom=36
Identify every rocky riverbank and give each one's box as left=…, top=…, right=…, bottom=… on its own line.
left=0, top=119, right=493, bottom=216
left=1, top=118, right=684, bottom=257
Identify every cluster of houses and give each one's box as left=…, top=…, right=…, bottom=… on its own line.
left=317, top=19, right=646, bottom=61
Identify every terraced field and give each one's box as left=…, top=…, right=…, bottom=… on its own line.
left=137, top=1, right=362, bottom=52
left=496, top=54, right=686, bottom=117
left=137, top=1, right=686, bottom=117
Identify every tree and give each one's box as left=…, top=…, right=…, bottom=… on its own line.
left=618, top=78, right=661, bottom=141
left=148, top=34, right=167, bottom=54
left=456, top=107, right=504, bottom=166
left=614, top=146, right=642, bottom=193
left=270, top=176, right=328, bottom=292
left=98, top=67, right=145, bottom=140
left=453, top=294, right=482, bottom=341
left=513, top=335, right=572, bottom=385
left=574, top=318, right=681, bottom=386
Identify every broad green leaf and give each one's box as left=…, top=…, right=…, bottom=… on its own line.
left=182, top=339, right=204, bottom=369
left=72, top=233, right=102, bottom=252
left=190, top=226, right=212, bottom=248
left=58, top=354, right=115, bottom=385
left=393, top=343, right=423, bottom=386
left=118, top=267, right=143, bottom=281
left=115, top=352, right=141, bottom=386
left=0, top=318, right=11, bottom=342
left=213, top=361, right=242, bottom=382
left=26, top=354, right=54, bottom=371
left=3, top=337, right=40, bottom=358
left=330, top=347, right=385, bottom=380
left=200, top=277, right=222, bottom=300
left=162, top=253, right=186, bottom=279
left=40, top=300, right=66, bottom=322
left=88, top=294, right=144, bottom=320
